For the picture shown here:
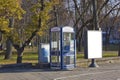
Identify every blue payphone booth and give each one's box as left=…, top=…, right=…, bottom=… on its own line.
left=50, top=26, right=76, bottom=69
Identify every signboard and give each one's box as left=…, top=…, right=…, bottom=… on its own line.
left=84, top=30, right=102, bottom=59
left=63, top=26, right=74, bottom=33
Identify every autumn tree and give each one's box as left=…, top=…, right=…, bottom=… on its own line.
left=8, top=0, right=57, bottom=63
left=0, top=0, right=25, bottom=32
left=0, top=0, right=25, bottom=59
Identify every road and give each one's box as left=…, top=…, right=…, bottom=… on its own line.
left=0, top=63, right=120, bottom=80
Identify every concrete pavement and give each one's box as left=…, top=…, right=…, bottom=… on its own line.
left=0, top=62, right=120, bottom=80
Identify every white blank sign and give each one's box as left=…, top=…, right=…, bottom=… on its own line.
left=85, top=30, right=102, bottom=59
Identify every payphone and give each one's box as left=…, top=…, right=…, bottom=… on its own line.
left=50, top=26, right=76, bottom=69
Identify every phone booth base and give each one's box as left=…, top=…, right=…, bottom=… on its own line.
left=50, top=26, right=76, bottom=70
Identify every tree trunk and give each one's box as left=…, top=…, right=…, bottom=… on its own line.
left=118, top=43, right=120, bottom=56
left=77, top=37, right=82, bottom=52
left=4, top=38, right=12, bottom=59
left=105, top=35, right=109, bottom=51
left=16, top=48, right=24, bottom=63
left=17, top=56, right=22, bottom=63
left=4, top=17, right=14, bottom=59
left=14, top=0, right=44, bottom=63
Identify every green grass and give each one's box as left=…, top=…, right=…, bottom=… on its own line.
left=0, top=47, right=39, bottom=64
left=77, top=53, right=84, bottom=59
left=103, top=51, right=118, bottom=57
left=76, top=51, right=118, bottom=59
left=0, top=47, right=119, bottom=65
left=0, top=52, right=38, bottom=64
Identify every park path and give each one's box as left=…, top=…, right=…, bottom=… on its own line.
left=0, top=63, right=120, bottom=80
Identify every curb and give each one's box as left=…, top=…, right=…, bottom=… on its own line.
left=0, top=63, right=32, bottom=69
left=0, top=57, right=120, bottom=69
left=76, top=57, right=120, bottom=67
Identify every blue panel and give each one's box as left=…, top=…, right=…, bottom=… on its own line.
left=40, top=47, right=49, bottom=63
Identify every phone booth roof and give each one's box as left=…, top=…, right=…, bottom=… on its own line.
left=51, top=26, right=74, bottom=33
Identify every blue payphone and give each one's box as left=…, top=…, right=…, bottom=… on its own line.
left=50, top=26, right=76, bottom=69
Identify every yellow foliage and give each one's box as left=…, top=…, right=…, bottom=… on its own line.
left=0, top=0, right=25, bottom=18
left=0, top=0, right=25, bottom=34
left=51, top=0, right=60, bottom=5
left=0, top=17, right=10, bottom=33
left=30, top=0, right=56, bottom=36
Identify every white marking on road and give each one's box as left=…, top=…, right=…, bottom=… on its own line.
left=54, top=70, right=118, bottom=80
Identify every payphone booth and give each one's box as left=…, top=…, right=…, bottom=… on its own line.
left=50, top=26, right=76, bottom=69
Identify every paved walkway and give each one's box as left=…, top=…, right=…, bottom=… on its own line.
left=0, top=63, right=120, bottom=80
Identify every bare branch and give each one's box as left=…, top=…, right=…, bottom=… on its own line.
left=73, top=0, right=91, bottom=28
left=97, top=0, right=110, bottom=15
left=99, top=1, right=120, bottom=24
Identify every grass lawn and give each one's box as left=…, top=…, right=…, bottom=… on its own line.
left=0, top=47, right=119, bottom=65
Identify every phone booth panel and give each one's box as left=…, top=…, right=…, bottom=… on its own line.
left=50, top=26, right=76, bottom=69
left=50, top=31, right=61, bottom=69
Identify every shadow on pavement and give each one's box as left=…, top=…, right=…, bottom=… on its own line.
left=0, top=63, right=73, bottom=73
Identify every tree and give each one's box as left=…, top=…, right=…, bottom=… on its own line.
left=0, top=0, right=25, bottom=59
left=72, top=0, right=120, bottom=51
left=0, top=0, right=25, bottom=31
left=9, top=0, right=57, bottom=63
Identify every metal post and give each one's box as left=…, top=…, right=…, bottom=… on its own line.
left=60, top=27, right=63, bottom=69
left=89, top=59, right=99, bottom=67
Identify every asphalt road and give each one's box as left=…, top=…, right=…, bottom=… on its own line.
left=0, top=63, right=120, bottom=80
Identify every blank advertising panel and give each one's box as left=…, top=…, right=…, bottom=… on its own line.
left=84, top=30, right=102, bottom=59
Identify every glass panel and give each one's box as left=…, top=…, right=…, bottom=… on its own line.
left=63, top=56, right=74, bottom=65
left=51, top=32, right=60, bottom=51
left=63, top=33, right=74, bottom=52
left=63, top=32, right=74, bottom=65
left=50, top=32, right=61, bottom=67
left=51, top=56, right=60, bottom=67
left=63, top=33, right=71, bottom=52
